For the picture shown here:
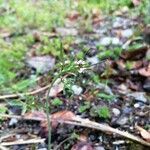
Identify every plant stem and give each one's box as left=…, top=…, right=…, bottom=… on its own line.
left=45, top=75, right=59, bottom=150
left=45, top=72, right=64, bottom=150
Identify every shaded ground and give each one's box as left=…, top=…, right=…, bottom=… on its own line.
left=0, top=0, right=150, bottom=150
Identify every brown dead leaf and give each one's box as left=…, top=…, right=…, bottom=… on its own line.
left=121, top=46, right=148, bottom=60
left=78, top=134, right=88, bottom=142
left=130, top=61, right=143, bottom=69
left=138, top=64, right=150, bottom=77
left=25, top=111, right=46, bottom=120
left=127, top=79, right=140, bottom=91
left=40, top=110, right=76, bottom=135
left=51, top=110, right=75, bottom=128
left=71, top=142, right=94, bottom=150
left=135, top=125, right=150, bottom=142
left=116, top=60, right=126, bottom=70
left=49, top=78, right=64, bottom=97
left=78, top=131, right=88, bottom=142
left=39, top=111, right=75, bottom=138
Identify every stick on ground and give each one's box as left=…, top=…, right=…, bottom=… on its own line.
left=1, top=139, right=45, bottom=146
left=0, top=114, right=150, bottom=147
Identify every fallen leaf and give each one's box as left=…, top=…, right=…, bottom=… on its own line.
left=138, top=64, right=150, bottom=77
left=78, top=134, right=88, bottom=142
left=40, top=110, right=76, bottom=137
left=127, top=79, right=140, bottom=91
left=25, top=111, right=46, bottom=120
left=51, top=110, right=75, bottom=128
left=135, top=125, right=150, bottom=142
left=49, top=78, right=64, bottom=97
left=71, top=142, right=94, bottom=150
left=116, top=60, right=126, bottom=70
left=39, top=110, right=75, bottom=138
left=121, top=46, right=148, bottom=60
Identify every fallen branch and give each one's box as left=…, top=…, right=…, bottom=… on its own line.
left=0, top=84, right=50, bottom=100
left=0, top=145, right=8, bottom=150
left=0, top=114, right=150, bottom=147
left=1, top=138, right=45, bottom=146
left=65, top=117, right=150, bottom=147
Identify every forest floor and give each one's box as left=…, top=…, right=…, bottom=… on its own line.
left=0, top=0, right=150, bottom=150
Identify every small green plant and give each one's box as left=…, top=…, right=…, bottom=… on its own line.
left=51, top=98, right=63, bottom=106
left=127, top=43, right=144, bottom=52
left=45, top=44, right=88, bottom=149
left=0, top=106, right=8, bottom=120
left=96, top=45, right=105, bottom=51
left=97, top=93, right=115, bottom=101
left=125, top=61, right=134, bottom=70
left=98, top=50, right=114, bottom=59
left=78, top=101, right=90, bottom=113
left=76, top=51, right=84, bottom=60
left=98, top=47, right=122, bottom=60
left=91, top=74, right=100, bottom=84
left=11, top=78, right=37, bottom=92
left=96, top=106, right=110, bottom=119
left=63, top=78, right=76, bottom=98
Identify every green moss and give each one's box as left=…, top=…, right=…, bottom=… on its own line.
left=51, top=98, right=63, bottom=106
left=78, top=102, right=90, bottom=113
left=96, top=106, right=110, bottom=119
left=97, top=93, right=115, bottom=101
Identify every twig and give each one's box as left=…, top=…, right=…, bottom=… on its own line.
left=0, top=114, right=44, bottom=121
left=0, top=145, right=8, bottom=150
left=0, top=114, right=150, bottom=147
left=1, top=138, right=45, bottom=146
left=0, top=84, right=50, bottom=100
left=64, top=117, right=150, bottom=147
left=0, top=134, right=16, bottom=143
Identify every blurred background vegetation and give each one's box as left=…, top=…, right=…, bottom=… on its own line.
left=0, top=0, right=149, bottom=94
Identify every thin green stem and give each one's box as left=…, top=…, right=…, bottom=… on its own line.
left=45, top=74, right=61, bottom=150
